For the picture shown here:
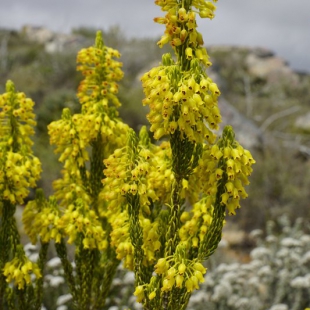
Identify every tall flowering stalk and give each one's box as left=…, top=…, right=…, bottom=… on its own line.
left=22, top=33, right=129, bottom=309
left=0, top=81, right=44, bottom=309
left=1, top=1, right=255, bottom=309
left=103, top=0, right=255, bottom=309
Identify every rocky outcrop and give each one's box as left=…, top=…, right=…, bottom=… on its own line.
left=295, top=112, right=310, bottom=131
left=21, top=25, right=88, bottom=53
left=245, top=51, right=299, bottom=85
left=22, top=25, right=54, bottom=44
left=218, top=97, right=263, bottom=149
left=208, top=45, right=300, bottom=86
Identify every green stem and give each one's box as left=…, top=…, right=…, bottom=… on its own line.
left=90, top=136, right=105, bottom=216
left=198, top=179, right=226, bottom=261
left=164, top=179, right=182, bottom=258
left=127, top=194, right=152, bottom=310
left=4, top=287, right=15, bottom=310
left=55, top=239, right=77, bottom=302
left=34, top=241, right=49, bottom=310
left=0, top=201, right=20, bottom=307
left=92, top=257, right=119, bottom=309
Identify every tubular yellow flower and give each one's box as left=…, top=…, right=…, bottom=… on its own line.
left=3, top=249, right=41, bottom=290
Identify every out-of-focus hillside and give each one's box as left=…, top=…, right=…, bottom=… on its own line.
left=1, top=26, right=310, bottom=231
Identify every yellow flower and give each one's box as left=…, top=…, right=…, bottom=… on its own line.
left=3, top=253, right=41, bottom=290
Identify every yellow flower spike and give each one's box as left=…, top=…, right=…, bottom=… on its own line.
left=3, top=248, right=41, bottom=290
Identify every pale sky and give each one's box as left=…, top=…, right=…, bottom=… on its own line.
left=0, top=0, right=309, bottom=72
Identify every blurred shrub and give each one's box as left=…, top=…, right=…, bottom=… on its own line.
left=187, top=216, right=310, bottom=310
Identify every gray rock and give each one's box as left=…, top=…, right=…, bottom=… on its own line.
left=295, top=112, right=310, bottom=131
left=218, top=97, right=263, bottom=150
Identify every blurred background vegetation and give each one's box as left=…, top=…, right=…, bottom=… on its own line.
left=1, top=25, right=310, bottom=235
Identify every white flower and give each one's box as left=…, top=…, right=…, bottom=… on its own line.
left=300, top=234, right=310, bottom=245
left=269, top=304, right=288, bottom=310
left=49, top=276, right=65, bottom=288
left=112, top=278, right=122, bottom=286
left=235, top=297, right=250, bottom=307
left=266, top=235, right=278, bottom=243
left=257, top=265, right=272, bottom=277
left=222, top=271, right=237, bottom=282
left=227, top=294, right=239, bottom=307
left=29, top=253, right=39, bottom=262
left=47, top=257, right=62, bottom=268
left=189, top=291, right=207, bottom=304
left=122, top=271, right=135, bottom=284
left=280, top=237, right=301, bottom=248
left=24, top=243, right=37, bottom=252
left=218, top=238, right=228, bottom=248
left=212, top=282, right=232, bottom=302
left=290, top=276, right=310, bottom=288
left=250, top=247, right=271, bottom=260
left=301, top=251, right=310, bottom=264
left=248, top=259, right=264, bottom=270
left=276, top=248, right=289, bottom=258
left=56, top=294, right=72, bottom=306
left=250, top=229, right=263, bottom=238
left=217, top=263, right=239, bottom=273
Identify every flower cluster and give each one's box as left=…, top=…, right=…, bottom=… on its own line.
left=57, top=199, right=108, bottom=250
left=153, top=254, right=207, bottom=294
left=188, top=126, right=255, bottom=215
left=110, top=209, right=134, bottom=270
left=3, top=250, right=41, bottom=290
left=133, top=245, right=207, bottom=303
left=48, top=32, right=128, bottom=207
left=76, top=40, right=123, bottom=108
left=0, top=80, right=36, bottom=149
left=101, top=128, right=174, bottom=213
left=142, top=218, right=162, bottom=263
left=141, top=59, right=221, bottom=143
left=155, top=0, right=217, bottom=62
left=179, top=197, right=214, bottom=246
left=0, top=81, right=42, bottom=205
left=23, top=195, right=62, bottom=244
